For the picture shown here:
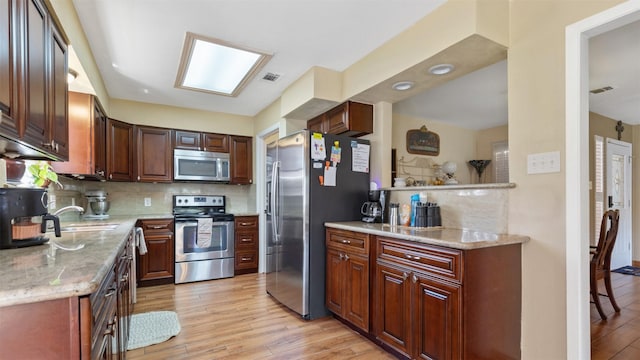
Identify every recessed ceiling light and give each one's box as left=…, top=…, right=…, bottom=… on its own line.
left=175, top=32, right=272, bottom=97
left=392, top=81, right=414, bottom=91
left=428, top=64, right=455, bottom=75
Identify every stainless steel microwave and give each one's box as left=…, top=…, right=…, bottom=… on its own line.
left=174, top=149, right=230, bottom=182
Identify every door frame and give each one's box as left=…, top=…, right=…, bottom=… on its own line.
left=566, top=2, right=640, bottom=358
left=256, top=123, right=280, bottom=273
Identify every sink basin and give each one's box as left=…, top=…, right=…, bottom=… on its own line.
left=60, top=223, right=119, bottom=232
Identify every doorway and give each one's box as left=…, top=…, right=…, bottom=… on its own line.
left=566, top=2, right=640, bottom=359
left=256, top=125, right=279, bottom=274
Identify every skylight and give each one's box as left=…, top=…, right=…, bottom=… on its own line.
left=175, top=32, right=272, bottom=97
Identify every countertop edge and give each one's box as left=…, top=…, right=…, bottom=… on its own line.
left=325, top=221, right=530, bottom=250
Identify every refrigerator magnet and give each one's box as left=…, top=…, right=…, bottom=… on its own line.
left=311, top=135, right=326, bottom=161
left=330, top=141, right=341, bottom=165
left=324, top=165, right=337, bottom=186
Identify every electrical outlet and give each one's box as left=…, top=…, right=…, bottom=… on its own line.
left=144, top=198, right=151, bottom=207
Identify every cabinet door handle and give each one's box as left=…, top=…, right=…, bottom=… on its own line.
left=405, top=254, right=421, bottom=261
left=240, top=222, right=252, bottom=226
left=104, top=287, right=116, bottom=298
left=339, top=253, right=344, bottom=260
left=412, top=274, right=418, bottom=283
left=149, top=225, right=164, bottom=229
left=241, top=257, right=252, bottom=261
left=137, top=175, right=141, bottom=181
left=344, top=254, right=349, bottom=261
left=109, top=174, right=113, bottom=180
left=341, top=239, right=351, bottom=244
left=241, top=238, right=252, bottom=242
left=403, top=272, right=408, bottom=280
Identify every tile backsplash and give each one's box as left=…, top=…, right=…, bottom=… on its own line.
left=50, top=177, right=256, bottom=218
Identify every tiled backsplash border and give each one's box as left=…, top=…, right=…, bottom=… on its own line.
left=50, top=178, right=256, bottom=219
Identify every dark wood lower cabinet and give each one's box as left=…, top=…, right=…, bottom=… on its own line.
left=137, top=218, right=175, bottom=286
left=326, top=228, right=522, bottom=360
left=0, top=228, right=135, bottom=359
left=234, top=215, right=259, bottom=275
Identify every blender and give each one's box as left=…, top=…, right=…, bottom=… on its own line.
left=84, top=190, right=110, bottom=219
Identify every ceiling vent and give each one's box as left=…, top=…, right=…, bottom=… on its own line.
left=590, top=86, right=614, bottom=94
left=262, top=72, right=281, bottom=82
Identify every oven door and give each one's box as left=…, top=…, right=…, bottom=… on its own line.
left=175, top=219, right=234, bottom=262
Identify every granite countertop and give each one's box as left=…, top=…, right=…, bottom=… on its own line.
left=0, top=217, right=138, bottom=308
left=324, top=221, right=529, bottom=250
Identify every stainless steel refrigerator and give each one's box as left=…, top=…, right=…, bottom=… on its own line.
left=265, top=130, right=370, bottom=319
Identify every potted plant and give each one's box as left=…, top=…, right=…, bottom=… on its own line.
left=27, top=161, right=62, bottom=189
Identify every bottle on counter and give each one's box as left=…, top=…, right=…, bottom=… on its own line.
left=389, top=203, right=399, bottom=227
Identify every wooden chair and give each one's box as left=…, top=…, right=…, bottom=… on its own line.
left=590, top=209, right=621, bottom=320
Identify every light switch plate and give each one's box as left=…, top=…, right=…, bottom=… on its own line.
left=527, top=151, right=561, bottom=174
left=144, top=198, right=151, bottom=207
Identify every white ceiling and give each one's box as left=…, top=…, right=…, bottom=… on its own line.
left=69, top=1, right=639, bottom=129
left=69, top=0, right=446, bottom=116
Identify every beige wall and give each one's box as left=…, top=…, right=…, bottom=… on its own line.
left=109, top=99, right=253, bottom=136
left=508, top=1, right=624, bottom=358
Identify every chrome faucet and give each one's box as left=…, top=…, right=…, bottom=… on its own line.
left=52, top=205, right=85, bottom=217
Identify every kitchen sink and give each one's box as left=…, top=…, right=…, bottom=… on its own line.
left=60, top=223, right=120, bottom=232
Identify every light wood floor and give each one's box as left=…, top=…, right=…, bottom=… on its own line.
left=127, top=273, right=395, bottom=360
left=591, top=272, right=640, bottom=359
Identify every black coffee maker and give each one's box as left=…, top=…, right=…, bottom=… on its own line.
left=0, top=188, right=61, bottom=249
left=361, top=190, right=383, bottom=223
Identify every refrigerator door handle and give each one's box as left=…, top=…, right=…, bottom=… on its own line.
left=271, top=161, right=280, bottom=239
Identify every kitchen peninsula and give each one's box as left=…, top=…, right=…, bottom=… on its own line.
left=0, top=218, right=137, bottom=358
left=325, top=222, right=528, bottom=359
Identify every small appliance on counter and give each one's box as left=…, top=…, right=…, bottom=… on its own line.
left=84, top=190, right=110, bottom=219
left=361, top=190, right=383, bottom=223
left=0, top=188, right=61, bottom=249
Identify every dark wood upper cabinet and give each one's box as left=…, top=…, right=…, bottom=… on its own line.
left=0, top=0, right=19, bottom=138
left=21, top=0, right=48, bottom=150
left=52, top=92, right=106, bottom=179
left=0, top=0, right=69, bottom=160
left=307, top=101, right=373, bottom=138
left=202, top=132, right=228, bottom=152
left=174, top=130, right=229, bottom=153
left=229, top=135, right=252, bottom=184
left=106, top=118, right=134, bottom=181
left=135, top=125, right=173, bottom=182
left=174, top=130, right=200, bottom=150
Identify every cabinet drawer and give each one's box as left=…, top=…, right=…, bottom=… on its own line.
left=235, top=216, right=258, bottom=229
left=138, top=218, right=174, bottom=233
left=326, top=228, right=369, bottom=255
left=235, top=231, right=257, bottom=249
left=377, top=237, right=462, bottom=283
left=90, top=264, right=117, bottom=347
left=235, top=250, right=258, bottom=269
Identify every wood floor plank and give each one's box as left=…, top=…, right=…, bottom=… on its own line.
left=127, top=273, right=394, bottom=359
left=591, top=272, right=640, bottom=359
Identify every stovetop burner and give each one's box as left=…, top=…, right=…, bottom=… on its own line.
left=172, top=195, right=233, bottom=221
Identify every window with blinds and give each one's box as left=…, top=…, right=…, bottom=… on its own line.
left=492, top=141, right=509, bottom=183
left=594, top=135, right=604, bottom=245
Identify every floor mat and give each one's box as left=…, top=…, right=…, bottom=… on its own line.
left=127, top=311, right=181, bottom=350
left=612, top=266, right=640, bottom=276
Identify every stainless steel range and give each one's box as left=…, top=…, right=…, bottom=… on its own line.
left=173, top=195, right=235, bottom=284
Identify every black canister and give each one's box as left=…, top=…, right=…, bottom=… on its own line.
left=426, top=204, right=442, bottom=227
left=414, top=202, right=428, bottom=227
